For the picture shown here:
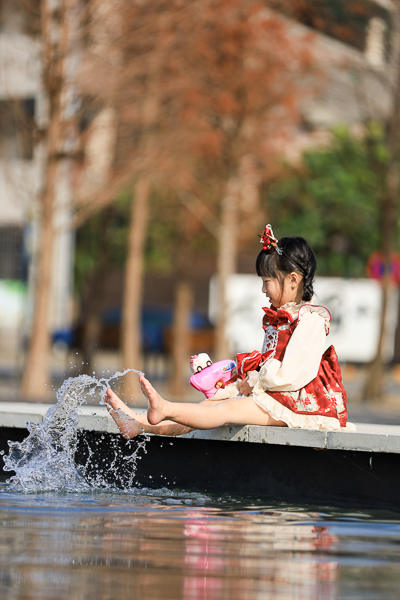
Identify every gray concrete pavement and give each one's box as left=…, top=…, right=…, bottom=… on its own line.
left=1, top=402, right=400, bottom=454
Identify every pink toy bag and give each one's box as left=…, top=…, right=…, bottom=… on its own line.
left=189, top=354, right=236, bottom=399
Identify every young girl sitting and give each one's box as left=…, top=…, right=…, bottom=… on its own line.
left=105, top=225, right=350, bottom=437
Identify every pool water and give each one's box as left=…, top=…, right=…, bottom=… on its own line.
left=1, top=372, right=400, bottom=598
left=0, top=484, right=399, bottom=600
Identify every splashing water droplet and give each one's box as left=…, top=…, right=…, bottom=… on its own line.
left=3, top=368, right=145, bottom=493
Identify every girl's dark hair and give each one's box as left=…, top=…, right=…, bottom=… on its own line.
left=256, top=236, right=317, bottom=302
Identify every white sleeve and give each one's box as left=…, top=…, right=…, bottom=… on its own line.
left=257, top=311, right=326, bottom=392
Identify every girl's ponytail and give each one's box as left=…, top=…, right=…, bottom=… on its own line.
left=302, top=268, right=314, bottom=302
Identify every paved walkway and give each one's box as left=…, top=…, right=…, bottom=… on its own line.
left=1, top=402, right=400, bottom=454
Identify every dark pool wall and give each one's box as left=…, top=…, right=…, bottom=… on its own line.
left=0, top=428, right=27, bottom=465
left=76, top=430, right=400, bottom=510
left=1, top=426, right=400, bottom=510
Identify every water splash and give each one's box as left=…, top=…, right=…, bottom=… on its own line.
left=3, top=369, right=147, bottom=493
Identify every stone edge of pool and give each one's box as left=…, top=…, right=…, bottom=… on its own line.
left=0, top=401, right=399, bottom=454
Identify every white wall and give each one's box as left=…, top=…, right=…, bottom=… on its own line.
left=209, top=275, right=398, bottom=363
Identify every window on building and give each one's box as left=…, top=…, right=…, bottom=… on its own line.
left=272, top=0, right=392, bottom=59
left=21, top=0, right=41, bottom=37
left=0, top=226, right=26, bottom=281
left=0, top=98, right=35, bottom=160
left=0, top=0, right=41, bottom=36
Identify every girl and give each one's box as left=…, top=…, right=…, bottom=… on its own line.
left=105, top=225, right=349, bottom=437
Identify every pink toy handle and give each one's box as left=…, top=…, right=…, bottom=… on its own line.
left=189, top=359, right=236, bottom=398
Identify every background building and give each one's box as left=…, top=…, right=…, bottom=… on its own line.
left=0, top=0, right=75, bottom=374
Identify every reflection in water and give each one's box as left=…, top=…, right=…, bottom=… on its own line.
left=181, top=511, right=340, bottom=599
left=0, top=486, right=399, bottom=600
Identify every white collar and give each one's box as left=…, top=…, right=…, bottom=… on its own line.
left=277, top=296, right=317, bottom=318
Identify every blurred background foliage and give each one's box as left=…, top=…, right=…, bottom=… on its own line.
left=75, top=187, right=218, bottom=293
left=76, top=121, right=397, bottom=289
left=74, top=194, right=131, bottom=295
left=265, top=122, right=397, bottom=277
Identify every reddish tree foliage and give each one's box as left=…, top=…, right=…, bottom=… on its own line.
left=77, top=0, right=317, bottom=378
left=120, top=0, right=315, bottom=360
left=79, top=0, right=315, bottom=207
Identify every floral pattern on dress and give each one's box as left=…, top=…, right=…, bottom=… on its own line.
left=279, top=390, right=320, bottom=413
left=267, top=345, right=348, bottom=426
left=236, top=303, right=348, bottom=427
left=253, top=306, right=348, bottom=427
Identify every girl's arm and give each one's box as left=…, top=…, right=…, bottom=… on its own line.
left=254, top=311, right=327, bottom=392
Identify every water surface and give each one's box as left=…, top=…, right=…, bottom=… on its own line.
left=0, top=484, right=399, bottom=600
left=1, top=372, right=399, bottom=598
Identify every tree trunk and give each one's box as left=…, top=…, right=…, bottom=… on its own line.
left=121, top=178, right=151, bottom=402
left=363, top=6, right=400, bottom=401
left=170, top=279, right=194, bottom=397
left=20, top=0, right=68, bottom=399
left=215, top=180, right=238, bottom=360
left=20, top=164, right=57, bottom=399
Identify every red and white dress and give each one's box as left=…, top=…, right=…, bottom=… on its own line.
left=213, top=300, right=351, bottom=430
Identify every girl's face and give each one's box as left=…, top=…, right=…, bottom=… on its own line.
left=261, top=274, right=302, bottom=308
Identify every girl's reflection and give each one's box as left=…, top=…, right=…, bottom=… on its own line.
left=182, top=510, right=339, bottom=599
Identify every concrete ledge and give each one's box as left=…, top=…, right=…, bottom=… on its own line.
left=0, top=402, right=118, bottom=434
left=1, top=402, right=400, bottom=454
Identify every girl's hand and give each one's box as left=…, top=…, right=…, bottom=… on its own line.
left=237, top=378, right=253, bottom=397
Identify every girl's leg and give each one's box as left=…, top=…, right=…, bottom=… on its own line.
left=105, top=388, right=193, bottom=439
left=140, top=376, right=286, bottom=429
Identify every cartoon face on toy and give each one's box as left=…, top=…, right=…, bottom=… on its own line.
left=189, top=358, right=237, bottom=398
left=190, top=353, right=213, bottom=374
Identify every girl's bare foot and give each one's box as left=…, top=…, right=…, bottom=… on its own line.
left=140, top=376, right=169, bottom=425
left=104, top=388, right=145, bottom=439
